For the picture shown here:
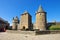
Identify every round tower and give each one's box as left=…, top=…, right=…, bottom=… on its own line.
left=35, top=5, right=47, bottom=31
left=12, top=16, right=19, bottom=30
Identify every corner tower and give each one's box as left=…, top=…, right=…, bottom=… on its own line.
left=19, top=11, right=32, bottom=30
left=35, top=5, right=47, bottom=30
left=12, top=16, right=19, bottom=30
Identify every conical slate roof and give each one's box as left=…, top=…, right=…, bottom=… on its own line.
left=14, top=16, right=18, bottom=20
left=37, top=5, right=45, bottom=12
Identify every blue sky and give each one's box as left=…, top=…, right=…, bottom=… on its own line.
left=0, top=0, right=60, bottom=25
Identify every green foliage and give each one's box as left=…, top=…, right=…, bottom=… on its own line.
left=49, top=28, right=60, bottom=30
left=49, top=24, right=60, bottom=30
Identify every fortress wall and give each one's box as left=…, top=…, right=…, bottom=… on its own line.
left=36, top=30, right=60, bottom=35
left=6, top=30, right=60, bottom=35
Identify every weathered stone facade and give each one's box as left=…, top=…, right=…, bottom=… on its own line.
left=12, top=16, right=19, bottom=30
left=35, top=5, right=47, bottom=30
left=19, top=11, right=32, bottom=30
left=12, top=5, right=47, bottom=31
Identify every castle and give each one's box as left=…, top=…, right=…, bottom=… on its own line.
left=12, top=5, right=47, bottom=31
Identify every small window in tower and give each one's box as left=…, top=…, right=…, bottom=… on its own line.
left=40, top=13, right=41, bottom=15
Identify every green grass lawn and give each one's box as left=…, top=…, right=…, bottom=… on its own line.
left=49, top=24, right=60, bottom=30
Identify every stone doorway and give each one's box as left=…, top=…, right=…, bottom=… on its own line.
left=22, top=26, right=25, bottom=30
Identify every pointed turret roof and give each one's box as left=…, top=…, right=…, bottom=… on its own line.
left=14, top=16, right=18, bottom=20
left=37, top=5, right=45, bottom=12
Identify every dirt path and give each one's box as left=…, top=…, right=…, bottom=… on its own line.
left=0, top=32, right=60, bottom=40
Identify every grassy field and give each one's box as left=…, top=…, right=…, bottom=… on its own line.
left=49, top=24, right=60, bottom=30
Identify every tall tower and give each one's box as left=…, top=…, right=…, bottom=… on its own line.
left=12, top=16, right=19, bottom=30
left=35, top=5, right=47, bottom=31
left=19, top=11, right=32, bottom=30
